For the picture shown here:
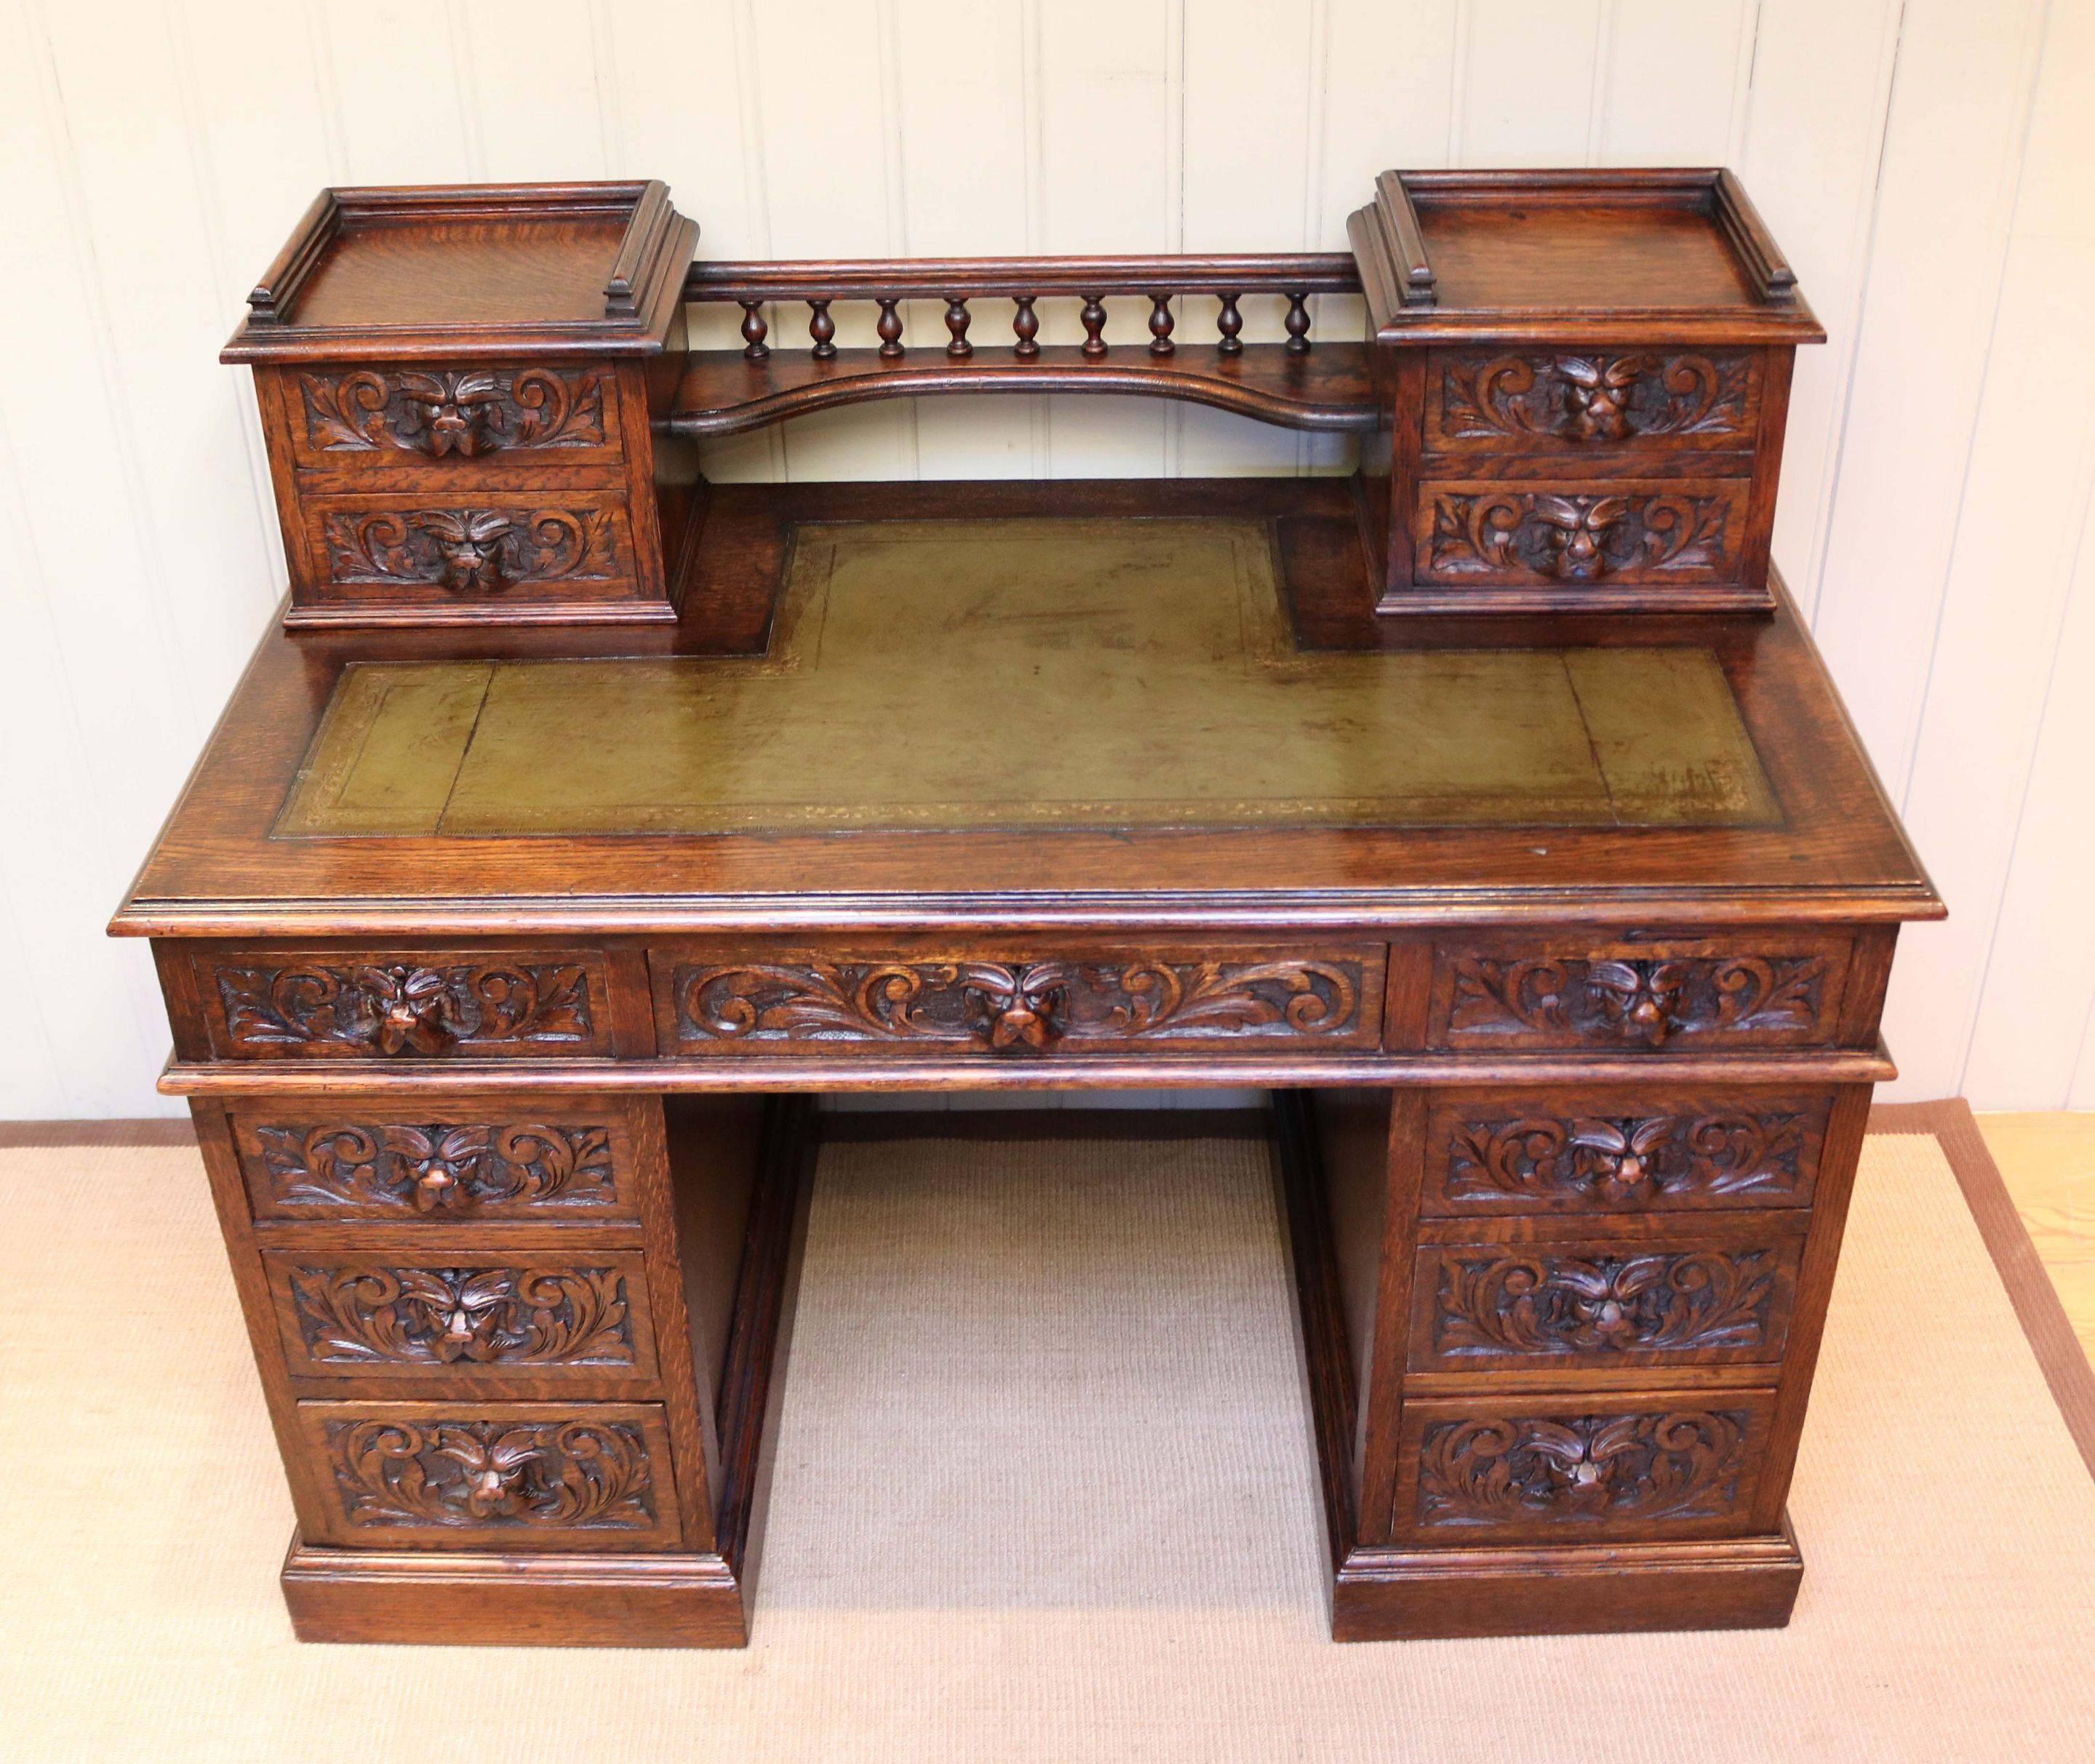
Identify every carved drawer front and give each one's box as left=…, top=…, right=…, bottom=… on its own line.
left=1422, top=349, right=1763, bottom=456
left=197, top=949, right=618, bottom=1061
left=231, top=1105, right=641, bottom=1224
left=265, top=1250, right=658, bottom=1383
left=279, top=363, right=626, bottom=473
left=1394, top=1390, right=1776, bottom=1545
left=654, top=943, right=1386, bottom=1057
left=295, top=488, right=640, bottom=609
left=297, top=1400, right=681, bottom=1551
left=1406, top=1226, right=1803, bottom=1373
left=1413, top=477, right=1750, bottom=588
left=1426, top=933, right=1851, bottom=1053
left=1420, top=1086, right=1833, bottom=1216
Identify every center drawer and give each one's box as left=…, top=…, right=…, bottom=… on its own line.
left=649, top=942, right=1387, bottom=1056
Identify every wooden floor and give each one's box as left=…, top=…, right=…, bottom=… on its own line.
left=1980, top=1111, right=2095, bottom=1368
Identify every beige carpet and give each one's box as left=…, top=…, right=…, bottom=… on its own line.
left=3, top=1124, right=2092, bottom=1760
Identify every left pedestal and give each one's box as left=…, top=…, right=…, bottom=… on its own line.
left=187, top=1088, right=813, bottom=1648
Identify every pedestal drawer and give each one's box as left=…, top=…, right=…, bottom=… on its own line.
left=297, top=1400, right=682, bottom=1551
left=1406, top=1221, right=1804, bottom=1373
left=265, top=1250, right=658, bottom=1382
left=1393, top=1389, right=1776, bottom=1545
left=1419, top=1085, right=1834, bottom=1216
left=229, top=1098, right=644, bottom=1225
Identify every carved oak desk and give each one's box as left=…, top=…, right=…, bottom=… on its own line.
left=112, top=170, right=1942, bottom=1647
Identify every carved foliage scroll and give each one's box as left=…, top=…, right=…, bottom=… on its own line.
left=1413, top=1408, right=1751, bottom=1532
left=288, top=1264, right=639, bottom=1369
left=320, top=506, right=624, bottom=596
left=298, top=367, right=612, bottom=458
left=671, top=954, right=1369, bottom=1053
left=322, top=1416, right=658, bottom=1536
left=1423, top=490, right=1733, bottom=583
left=1440, top=953, right=1832, bottom=1050
left=1433, top=351, right=1756, bottom=447
left=213, top=960, right=596, bottom=1058
left=1434, top=1103, right=1820, bottom=1213
left=1425, top=1247, right=1784, bottom=1362
left=250, top=1121, right=621, bottom=1217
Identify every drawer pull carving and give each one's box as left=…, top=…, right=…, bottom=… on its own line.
left=216, top=961, right=594, bottom=1056
left=289, top=1266, right=637, bottom=1368
left=1571, top=1117, right=1670, bottom=1203
left=1432, top=1249, right=1779, bottom=1359
left=1417, top=1409, right=1747, bottom=1530
left=299, top=367, right=610, bottom=458
left=327, top=1417, right=655, bottom=1533
left=1445, top=953, right=1827, bottom=1048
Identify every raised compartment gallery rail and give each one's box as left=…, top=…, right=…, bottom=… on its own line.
left=667, top=252, right=1380, bottom=437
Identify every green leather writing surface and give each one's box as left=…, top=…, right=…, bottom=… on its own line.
left=279, top=517, right=1778, bottom=837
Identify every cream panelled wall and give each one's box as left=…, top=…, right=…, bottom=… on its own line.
left=1, top=0, right=2090, bottom=1115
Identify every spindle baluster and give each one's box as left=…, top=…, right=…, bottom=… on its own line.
left=1284, top=292, right=1311, bottom=354
left=739, top=300, right=770, bottom=361
left=944, top=297, right=973, bottom=359
left=809, top=299, right=837, bottom=360
left=876, top=298, right=904, bottom=358
left=1148, top=294, right=1174, bottom=356
left=1216, top=293, right=1243, bottom=356
left=1080, top=294, right=1108, bottom=358
left=1013, top=295, right=1040, bottom=359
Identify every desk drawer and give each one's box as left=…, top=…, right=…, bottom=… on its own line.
left=1421, top=1085, right=1833, bottom=1216
left=1413, top=478, right=1751, bottom=591
left=266, top=1250, right=658, bottom=1382
left=1394, top=1390, right=1774, bottom=1544
left=1422, top=348, right=1763, bottom=456
left=196, top=949, right=618, bottom=1061
left=1427, top=932, right=1851, bottom=1053
left=297, top=1400, right=680, bottom=1551
left=231, top=1101, right=642, bottom=1224
left=653, top=943, right=1386, bottom=1056
left=280, top=363, right=625, bottom=472
left=1406, top=1221, right=1803, bottom=1373
left=295, top=488, right=642, bottom=610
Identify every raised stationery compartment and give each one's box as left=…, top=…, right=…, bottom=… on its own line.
left=1348, top=168, right=1825, bottom=615
left=225, top=180, right=700, bottom=628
